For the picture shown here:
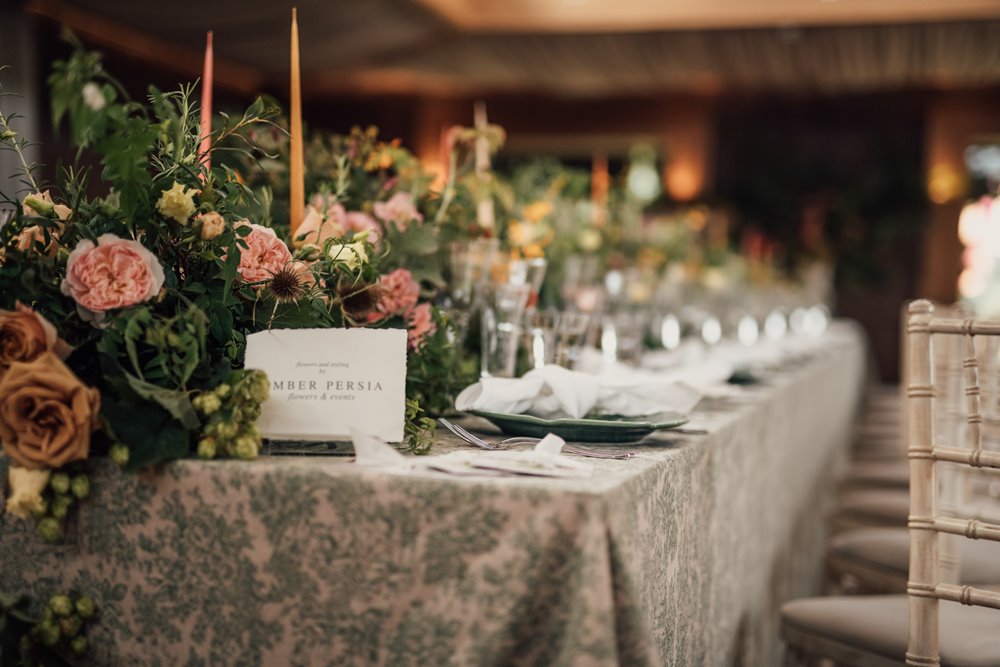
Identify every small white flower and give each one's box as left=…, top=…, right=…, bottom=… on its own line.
left=5, top=466, right=51, bottom=519
left=327, top=242, right=368, bottom=271
left=81, top=82, right=106, bottom=112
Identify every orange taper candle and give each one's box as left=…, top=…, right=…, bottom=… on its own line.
left=289, top=8, right=304, bottom=239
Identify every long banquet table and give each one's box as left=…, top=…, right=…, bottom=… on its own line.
left=0, top=323, right=866, bottom=667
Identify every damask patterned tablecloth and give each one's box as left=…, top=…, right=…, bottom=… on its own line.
left=0, top=324, right=866, bottom=667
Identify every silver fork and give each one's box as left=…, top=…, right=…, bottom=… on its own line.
left=439, top=418, right=637, bottom=460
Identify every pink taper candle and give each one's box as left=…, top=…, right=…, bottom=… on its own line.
left=199, top=31, right=213, bottom=171
left=289, top=8, right=304, bottom=239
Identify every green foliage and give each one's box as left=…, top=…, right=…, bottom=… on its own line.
left=403, top=399, right=436, bottom=455
left=0, top=590, right=97, bottom=666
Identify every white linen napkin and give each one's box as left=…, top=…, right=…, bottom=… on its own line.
left=456, top=364, right=701, bottom=419
left=351, top=428, right=412, bottom=470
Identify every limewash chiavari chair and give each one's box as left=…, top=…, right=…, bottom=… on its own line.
left=905, top=300, right=1000, bottom=666
left=780, top=300, right=1000, bottom=666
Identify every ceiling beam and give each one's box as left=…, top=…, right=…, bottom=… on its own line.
left=24, top=0, right=267, bottom=96
left=415, top=0, right=1000, bottom=33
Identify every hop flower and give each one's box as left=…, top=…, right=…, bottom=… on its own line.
left=50, top=494, right=73, bottom=520
left=109, top=443, right=129, bottom=467
left=34, top=620, right=61, bottom=647
left=197, top=437, right=217, bottom=459
left=75, top=596, right=96, bottom=619
left=70, top=635, right=89, bottom=656
left=70, top=474, right=90, bottom=499
left=215, top=383, right=231, bottom=397
left=156, top=181, right=198, bottom=224
left=248, top=371, right=270, bottom=403
left=232, top=436, right=259, bottom=460
left=37, top=517, right=62, bottom=543
left=60, top=615, right=83, bottom=638
left=50, top=472, right=71, bottom=495
left=193, top=393, right=222, bottom=415
left=49, top=594, right=74, bottom=617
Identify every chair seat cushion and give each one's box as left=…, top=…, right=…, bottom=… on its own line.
left=781, top=595, right=1000, bottom=667
left=837, top=489, right=911, bottom=526
left=842, top=461, right=909, bottom=488
left=831, top=528, right=1000, bottom=584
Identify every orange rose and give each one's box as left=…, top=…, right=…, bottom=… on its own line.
left=0, top=352, right=100, bottom=469
left=0, top=303, right=72, bottom=378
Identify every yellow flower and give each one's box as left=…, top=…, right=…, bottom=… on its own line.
left=327, top=242, right=368, bottom=271
left=156, top=181, right=197, bottom=224
left=578, top=228, right=602, bottom=252
left=522, top=200, right=552, bottom=223
left=5, top=466, right=50, bottom=519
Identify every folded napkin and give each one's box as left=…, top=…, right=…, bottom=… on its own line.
left=351, top=428, right=412, bottom=470
left=456, top=364, right=701, bottom=419
left=352, top=431, right=592, bottom=479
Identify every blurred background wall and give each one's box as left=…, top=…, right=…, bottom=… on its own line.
left=3, top=0, right=1000, bottom=380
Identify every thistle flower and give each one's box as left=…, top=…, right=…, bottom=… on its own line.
left=268, top=261, right=316, bottom=303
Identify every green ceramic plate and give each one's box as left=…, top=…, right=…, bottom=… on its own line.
left=466, top=409, right=689, bottom=444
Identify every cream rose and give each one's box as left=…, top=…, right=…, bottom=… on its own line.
left=327, top=242, right=368, bottom=271
left=156, top=181, right=198, bottom=224
left=0, top=353, right=100, bottom=470
left=5, top=466, right=51, bottom=518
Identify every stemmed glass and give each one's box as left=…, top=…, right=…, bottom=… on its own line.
left=480, top=283, right=532, bottom=378
left=445, top=239, right=498, bottom=343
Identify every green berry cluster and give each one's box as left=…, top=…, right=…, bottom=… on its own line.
left=22, top=593, right=97, bottom=662
left=193, top=369, right=269, bottom=460
left=33, top=469, right=90, bottom=544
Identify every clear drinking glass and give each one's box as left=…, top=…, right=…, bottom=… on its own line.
left=480, top=283, right=531, bottom=378
left=447, top=238, right=499, bottom=342
left=524, top=309, right=560, bottom=370
left=554, top=311, right=591, bottom=369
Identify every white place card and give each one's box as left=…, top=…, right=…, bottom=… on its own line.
left=244, top=328, right=408, bottom=442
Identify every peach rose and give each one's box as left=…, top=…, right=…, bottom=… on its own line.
left=234, top=221, right=293, bottom=285
left=406, top=303, right=436, bottom=350
left=198, top=211, right=226, bottom=241
left=0, top=304, right=72, bottom=378
left=0, top=352, right=100, bottom=470
left=373, top=192, right=423, bottom=231
left=293, top=204, right=346, bottom=249
left=370, top=269, right=419, bottom=321
left=61, top=234, right=166, bottom=313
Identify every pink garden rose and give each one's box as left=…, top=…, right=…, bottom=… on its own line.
left=373, top=192, right=422, bottom=231
left=235, top=222, right=293, bottom=284
left=370, top=269, right=419, bottom=321
left=406, top=303, right=436, bottom=350
left=344, top=211, right=381, bottom=244
left=61, top=234, right=165, bottom=313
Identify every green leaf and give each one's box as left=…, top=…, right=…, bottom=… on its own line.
left=123, top=372, right=199, bottom=429
left=102, top=397, right=191, bottom=471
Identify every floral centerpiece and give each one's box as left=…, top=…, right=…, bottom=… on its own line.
left=0, top=42, right=471, bottom=555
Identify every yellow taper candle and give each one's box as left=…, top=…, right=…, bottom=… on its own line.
left=473, top=101, right=495, bottom=229
left=289, top=8, right=304, bottom=239
left=199, top=31, right=213, bottom=172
